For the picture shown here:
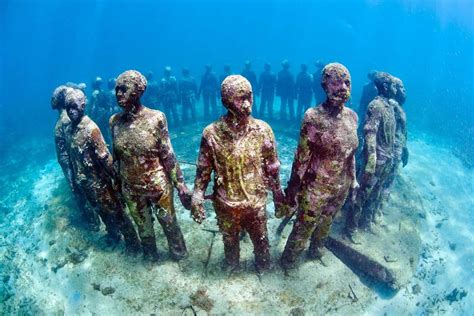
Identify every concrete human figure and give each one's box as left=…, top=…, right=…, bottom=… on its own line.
left=295, top=64, right=313, bottom=120
left=160, top=66, right=180, bottom=125
left=220, top=64, right=233, bottom=86
left=384, top=76, right=408, bottom=190
left=198, top=64, right=219, bottom=119
left=276, top=60, right=295, bottom=121
left=143, top=71, right=160, bottom=110
left=52, top=85, right=100, bottom=230
left=89, top=76, right=111, bottom=143
left=258, top=62, right=276, bottom=119
left=110, top=70, right=192, bottom=263
left=64, top=88, right=140, bottom=251
left=179, top=68, right=198, bottom=123
left=280, top=63, right=358, bottom=270
left=313, top=60, right=326, bottom=105
left=345, top=72, right=397, bottom=238
left=191, top=75, right=285, bottom=272
left=241, top=60, right=258, bottom=96
left=106, top=78, right=120, bottom=115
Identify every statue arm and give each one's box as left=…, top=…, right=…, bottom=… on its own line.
left=191, top=134, right=213, bottom=223
left=285, top=116, right=314, bottom=206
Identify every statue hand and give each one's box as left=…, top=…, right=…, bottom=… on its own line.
left=191, top=203, right=206, bottom=224
left=178, top=184, right=192, bottom=210
left=275, top=202, right=290, bottom=219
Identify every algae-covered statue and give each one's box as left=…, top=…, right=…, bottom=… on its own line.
left=191, top=75, right=285, bottom=272
left=198, top=64, right=219, bottom=119
left=160, top=66, right=180, bottom=125
left=110, top=70, right=192, bottom=263
left=279, top=63, right=358, bottom=270
left=52, top=85, right=101, bottom=230
left=179, top=67, right=198, bottom=123
left=384, top=76, right=408, bottom=190
left=64, top=88, right=140, bottom=251
left=345, top=72, right=397, bottom=237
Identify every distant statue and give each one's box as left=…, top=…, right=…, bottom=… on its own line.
left=280, top=63, right=358, bottom=270
left=160, top=66, right=180, bottom=125
left=276, top=59, right=295, bottom=121
left=241, top=60, right=258, bottom=96
left=312, top=60, right=325, bottom=105
left=106, top=78, right=120, bottom=115
left=110, top=70, right=191, bottom=263
left=179, top=68, right=198, bottom=123
left=346, top=72, right=397, bottom=239
left=258, top=62, right=277, bottom=119
left=219, top=64, right=233, bottom=85
left=52, top=85, right=100, bottom=231
left=191, top=75, right=285, bottom=273
left=143, top=71, right=160, bottom=110
left=89, top=76, right=111, bottom=144
left=198, top=64, right=219, bottom=119
left=295, top=64, right=313, bottom=120
left=64, top=88, right=140, bottom=251
left=384, top=76, right=408, bottom=190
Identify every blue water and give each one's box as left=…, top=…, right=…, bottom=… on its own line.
left=0, top=0, right=473, bottom=314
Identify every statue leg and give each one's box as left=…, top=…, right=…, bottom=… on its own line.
left=216, top=209, right=241, bottom=269
left=243, top=207, right=270, bottom=271
left=125, top=195, right=159, bottom=262
left=154, top=190, right=187, bottom=261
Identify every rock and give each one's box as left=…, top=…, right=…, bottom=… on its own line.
left=445, top=288, right=467, bottom=304
left=190, top=288, right=214, bottom=312
left=101, top=287, right=115, bottom=296
left=92, top=283, right=101, bottom=291
left=448, top=241, right=456, bottom=251
left=412, top=284, right=421, bottom=294
left=290, top=307, right=305, bottom=316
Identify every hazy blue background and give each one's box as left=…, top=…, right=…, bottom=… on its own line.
left=0, top=0, right=472, bottom=158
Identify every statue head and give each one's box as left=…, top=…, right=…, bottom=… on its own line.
left=221, top=75, right=253, bottom=118
left=51, top=85, right=69, bottom=110
left=65, top=88, right=87, bottom=124
left=91, top=76, right=103, bottom=90
left=115, top=70, right=147, bottom=111
left=392, top=76, right=406, bottom=105
left=321, top=62, right=351, bottom=105
left=374, top=72, right=396, bottom=99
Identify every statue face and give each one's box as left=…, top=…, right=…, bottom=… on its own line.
left=322, top=64, right=351, bottom=104
left=221, top=75, right=253, bottom=118
left=115, top=70, right=147, bottom=111
left=65, top=90, right=86, bottom=124
left=115, top=82, right=139, bottom=111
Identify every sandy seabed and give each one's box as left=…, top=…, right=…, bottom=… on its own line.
left=0, top=126, right=472, bottom=315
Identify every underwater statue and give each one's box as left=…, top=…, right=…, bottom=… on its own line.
left=106, top=78, right=120, bottom=115
left=199, top=64, right=219, bottom=119
left=258, top=62, right=276, bottom=119
left=52, top=85, right=101, bottom=230
left=276, top=59, right=295, bottom=121
left=384, top=76, right=408, bottom=189
left=191, top=75, right=285, bottom=272
left=110, top=70, right=191, bottom=263
left=159, top=66, right=180, bottom=126
left=179, top=68, right=198, bottom=123
left=295, top=63, right=314, bottom=120
left=219, top=64, right=233, bottom=85
left=89, top=76, right=111, bottom=144
left=345, top=72, right=397, bottom=238
left=279, top=63, right=358, bottom=270
left=312, top=60, right=326, bottom=105
left=241, top=60, right=258, bottom=96
left=64, top=88, right=141, bottom=251
left=143, top=71, right=160, bottom=110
